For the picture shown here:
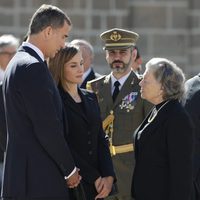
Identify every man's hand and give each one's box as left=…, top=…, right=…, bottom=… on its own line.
left=95, top=176, right=114, bottom=199
left=66, top=168, right=82, bottom=188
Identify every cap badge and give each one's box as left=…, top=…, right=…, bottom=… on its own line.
left=110, top=31, right=121, bottom=41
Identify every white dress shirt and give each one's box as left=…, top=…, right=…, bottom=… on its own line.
left=110, top=71, right=131, bottom=94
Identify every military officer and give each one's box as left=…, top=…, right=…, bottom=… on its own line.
left=87, top=28, right=152, bottom=200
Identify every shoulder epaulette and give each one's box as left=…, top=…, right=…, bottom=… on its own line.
left=81, top=88, right=94, bottom=95
left=86, top=75, right=106, bottom=91
left=89, top=75, right=106, bottom=84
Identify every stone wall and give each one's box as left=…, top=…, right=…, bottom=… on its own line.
left=0, top=0, right=199, bottom=77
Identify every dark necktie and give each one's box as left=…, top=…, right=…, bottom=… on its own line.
left=112, top=81, right=120, bottom=102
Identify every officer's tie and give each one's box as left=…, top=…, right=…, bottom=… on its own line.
left=112, top=81, right=120, bottom=102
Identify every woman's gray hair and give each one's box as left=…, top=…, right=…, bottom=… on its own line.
left=146, top=58, right=185, bottom=100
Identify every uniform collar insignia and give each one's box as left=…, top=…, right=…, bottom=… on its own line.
left=104, top=75, right=110, bottom=84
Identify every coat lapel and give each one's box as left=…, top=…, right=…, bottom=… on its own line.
left=137, top=100, right=174, bottom=144
left=98, top=74, right=113, bottom=107
left=18, top=46, right=44, bottom=63
left=59, top=87, right=89, bottom=124
left=79, top=89, right=94, bottom=123
left=98, top=72, right=141, bottom=110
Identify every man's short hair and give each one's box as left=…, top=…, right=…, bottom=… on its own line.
left=28, top=4, right=72, bottom=35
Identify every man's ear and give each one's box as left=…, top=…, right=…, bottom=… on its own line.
left=132, top=48, right=137, bottom=61
left=43, top=26, right=53, bottom=40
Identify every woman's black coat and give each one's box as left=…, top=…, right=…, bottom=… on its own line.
left=132, top=100, right=194, bottom=200
left=59, top=86, right=115, bottom=200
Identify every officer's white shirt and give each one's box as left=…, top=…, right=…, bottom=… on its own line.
left=111, top=71, right=131, bottom=94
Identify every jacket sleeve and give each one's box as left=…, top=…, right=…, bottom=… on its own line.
left=18, top=62, right=75, bottom=177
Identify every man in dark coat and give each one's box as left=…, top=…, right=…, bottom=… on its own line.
left=182, top=73, right=200, bottom=200
left=1, top=4, right=81, bottom=200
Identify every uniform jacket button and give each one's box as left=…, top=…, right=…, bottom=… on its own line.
left=88, top=140, right=91, bottom=145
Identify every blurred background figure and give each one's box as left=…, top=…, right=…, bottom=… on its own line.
left=0, top=34, right=19, bottom=190
left=131, top=46, right=142, bottom=74
left=0, top=82, right=6, bottom=191
left=70, top=39, right=101, bottom=89
left=182, top=73, right=200, bottom=200
left=0, top=34, right=19, bottom=82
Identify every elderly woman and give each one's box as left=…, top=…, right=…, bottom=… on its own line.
left=131, top=58, right=194, bottom=200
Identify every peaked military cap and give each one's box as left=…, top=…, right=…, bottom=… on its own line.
left=100, top=28, right=139, bottom=50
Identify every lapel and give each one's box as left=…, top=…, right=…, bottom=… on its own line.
left=113, top=71, right=140, bottom=107
left=79, top=89, right=94, bottom=124
left=59, top=86, right=89, bottom=124
left=134, top=114, right=150, bottom=158
left=136, top=100, right=175, bottom=145
left=133, top=108, right=152, bottom=142
left=18, top=46, right=44, bottom=63
left=99, top=74, right=113, bottom=107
